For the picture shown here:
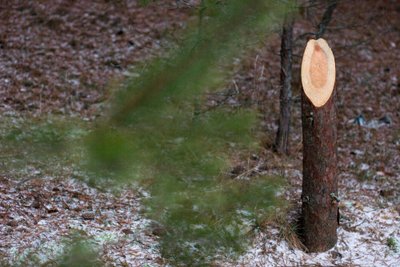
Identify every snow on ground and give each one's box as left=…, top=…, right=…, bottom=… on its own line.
left=235, top=206, right=399, bottom=266
left=226, top=173, right=400, bottom=267
left=0, top=176, right=163, bottom=266
left=1, top=173, right=399, bottom=266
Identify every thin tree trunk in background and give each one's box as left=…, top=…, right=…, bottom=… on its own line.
left=316, top=0, right=339, bottom=39
left=275, top=17, right=294, bottom=154
left=301, top=92, right=338, bottom=251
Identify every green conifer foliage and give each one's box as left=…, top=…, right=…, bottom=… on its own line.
left=0, top=1, right=296, bottom=266
left=85, top=0, right=295, bottom=264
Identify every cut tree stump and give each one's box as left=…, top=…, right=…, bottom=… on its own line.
left=300, top=38, right=338, bottom=252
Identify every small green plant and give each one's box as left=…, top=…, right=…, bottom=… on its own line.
left=57, top=240, right=103, bottom=267
left=387, top=237, right=399, bottom=252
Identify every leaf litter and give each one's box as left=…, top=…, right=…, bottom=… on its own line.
left=0, top=176, right=163, bottom=266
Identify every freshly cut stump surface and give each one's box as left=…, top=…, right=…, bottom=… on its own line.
left=301, top=39, right=335, bottom=107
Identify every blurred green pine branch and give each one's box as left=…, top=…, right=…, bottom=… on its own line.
left=85, top=0, right=296, bottom=265
left=0, top=0, right=297, bottom=266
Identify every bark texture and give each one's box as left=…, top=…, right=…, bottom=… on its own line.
left=316, top=0, right=339, bottom=39
left=301, top=91, right=338, bottom=252
left=275, top=18, right=294, bottom=154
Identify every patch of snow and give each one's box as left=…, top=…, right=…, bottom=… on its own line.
left=360, top=163, right=370, bottom=171
left=227, top=198, right=400, bottom=266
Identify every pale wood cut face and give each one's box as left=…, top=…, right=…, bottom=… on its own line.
left=310, top=45, right=328, bottom=89
left=301, top=38, right=335, bottom=108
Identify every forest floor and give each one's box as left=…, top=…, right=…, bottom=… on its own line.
left=0, top=0, right=399, bottom=266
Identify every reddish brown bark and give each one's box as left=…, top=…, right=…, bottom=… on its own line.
left=300, top=91, right=338, bottom=252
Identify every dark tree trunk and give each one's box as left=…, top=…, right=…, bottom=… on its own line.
left=316, top=0, right=339, bottom=39
left=275, top=18, right=294, bottom=154
left=300, top=91, right=338, bottom=252
left=298, top=0, right=339, bottom=252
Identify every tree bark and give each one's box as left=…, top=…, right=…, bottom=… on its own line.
left=275, top=18, right=294, bottom=154
left=300, top=89, right=338, bottom=252
left=298, top=0, right=339, bottom=251
left=316, top=0, right=339, bottom=39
